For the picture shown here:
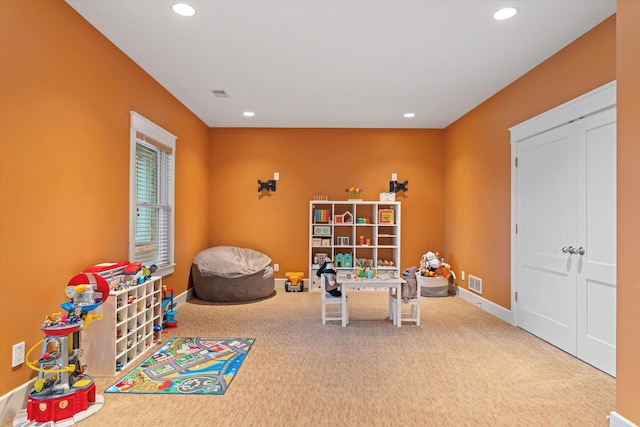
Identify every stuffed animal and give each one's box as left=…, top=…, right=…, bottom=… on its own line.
left=420, top=251, right=443, bottom=276
left=316, top=258, right=342, bottom=297
left=401, top=266, right=417, bottom=302
left=426, top=251, right=441, bottom=269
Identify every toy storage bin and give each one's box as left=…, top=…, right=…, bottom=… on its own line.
left=418, top=275, right=449, bottom=297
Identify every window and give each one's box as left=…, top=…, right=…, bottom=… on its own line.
left=129, top=112, right=176, bottom=276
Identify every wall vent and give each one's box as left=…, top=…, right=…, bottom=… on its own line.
left=468, top=275, right=482, bottom=294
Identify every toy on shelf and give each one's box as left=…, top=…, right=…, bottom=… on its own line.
left=314, top=209, right=330, bottom=223
left=83, top=261, right=156, bottom=291
left=377, top=259, right=395, bottom=268
left=334, top=211, right=353, bottom=224
left=378, top=209, right=395, bottom=224
left=162, top=287, right=178, bottom=330
left=284, top=271, right=304, bottom=292
left=345, top=187, right=363, bottom=201
left=337, top=236, right=349, bottom=246
left=14, top=273, right=109, bottom=426
left=343, top=253, right=353, bottom=268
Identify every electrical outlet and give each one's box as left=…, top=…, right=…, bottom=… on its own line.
left=461, top=271, right=465, bottom=281
left=273, top=263, right=279, bottom=272
left=12, top=342, right=25, bottom=367
left=274, top=172, right=279, bottom=180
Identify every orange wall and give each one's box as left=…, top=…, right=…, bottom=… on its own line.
left=208, top=128, right=445, bottom=275
left=0, top=0, right=210, bottom=394
left=2, top=1, right=637, bottom=422
left=616, top=0, right=640, bottom=423
left=443, top=16, right=616, bottom=309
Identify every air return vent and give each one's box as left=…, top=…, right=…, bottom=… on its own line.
left=210, top=89, right=230, bottom=98
left=468, top=275, right=482, bottom=294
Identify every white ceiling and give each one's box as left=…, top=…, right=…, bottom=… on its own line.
left=65, top=0, right=615, bottom=129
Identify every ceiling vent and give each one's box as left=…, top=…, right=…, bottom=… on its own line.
left=210, top=89, right=230, bottom=98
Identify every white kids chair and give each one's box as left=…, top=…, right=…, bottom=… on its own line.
left=389, top=270, right=421, bottom=326
left=320, top=275, right=347, bottom=325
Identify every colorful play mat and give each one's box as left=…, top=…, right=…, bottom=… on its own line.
left=105, top=337, right=255, bottom=395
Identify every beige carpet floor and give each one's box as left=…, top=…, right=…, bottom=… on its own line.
left=52, top=290, right=617, bottom=426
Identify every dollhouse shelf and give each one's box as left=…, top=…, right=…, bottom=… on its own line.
left=309, top=201, right=401, bottom=291
left=82, top=276, right=163, bottom=377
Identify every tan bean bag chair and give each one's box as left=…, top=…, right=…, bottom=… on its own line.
left=192, top=246, right=275, bottom=303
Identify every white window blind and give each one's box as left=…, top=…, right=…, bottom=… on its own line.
left=129, top=112, right=176, bottom=276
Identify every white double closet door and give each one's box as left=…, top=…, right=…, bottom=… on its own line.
left=513, top=86, right=616, bottom=376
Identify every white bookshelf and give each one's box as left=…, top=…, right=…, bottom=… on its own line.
left=309, top=201, right=401, bottom=291
left=82, top=276, right=163, bottom=377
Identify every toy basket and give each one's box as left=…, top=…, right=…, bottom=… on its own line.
left=418, top=275, right=449, bottom=297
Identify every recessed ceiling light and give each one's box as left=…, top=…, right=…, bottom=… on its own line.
left=172, top=3, right=196, bottom=17
left=493, top=7, right=518, bottom=21
left=403, top=113, right=416, bottom=118
left=243, top=112, right=255, bottom=117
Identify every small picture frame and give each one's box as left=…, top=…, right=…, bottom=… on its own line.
left=337, top=236, right=349, bottom=246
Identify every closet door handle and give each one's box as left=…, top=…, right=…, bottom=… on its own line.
left=562, top=246, right=575, bottom=254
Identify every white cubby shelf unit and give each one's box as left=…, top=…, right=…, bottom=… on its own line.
left=309, top=200, right=401, bottom=291
left=83, top=276, right=163, bottom=377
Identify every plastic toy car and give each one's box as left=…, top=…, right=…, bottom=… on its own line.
left=284, top=272, right=304, bottom=292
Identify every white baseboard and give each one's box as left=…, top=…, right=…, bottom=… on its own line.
left=455, top=285, right=515, bottom=325
left=610, top=411, right=638, bottom=427
left=176, top=288, right=191, bottom=306
left=275, top=278, right=289, bottom=289
left=0, top=378, right=35, bottom=426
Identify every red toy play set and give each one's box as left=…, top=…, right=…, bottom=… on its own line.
left=13, top=272, right=110, bottom=426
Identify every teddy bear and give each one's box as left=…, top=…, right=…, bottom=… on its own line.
left=316, top=258, right=342, bottom=297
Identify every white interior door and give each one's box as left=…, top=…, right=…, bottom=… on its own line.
left=576, top=108, right=617, bottom=376
left=516, top=125, right=578, bottom=355
left=515, top=106, right=616, bottom=376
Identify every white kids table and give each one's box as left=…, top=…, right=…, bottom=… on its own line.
left=338, top=278, right=406, bottom=327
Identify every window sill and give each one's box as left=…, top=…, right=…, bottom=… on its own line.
left=155, top=263, right=175, bottom=277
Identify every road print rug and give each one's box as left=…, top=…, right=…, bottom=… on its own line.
left=105, top=337, right=255, bottom=395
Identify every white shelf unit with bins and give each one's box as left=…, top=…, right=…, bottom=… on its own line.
left=83, top=276, right=163, bottom=377
left=309, top=201, right=401, bottom=291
